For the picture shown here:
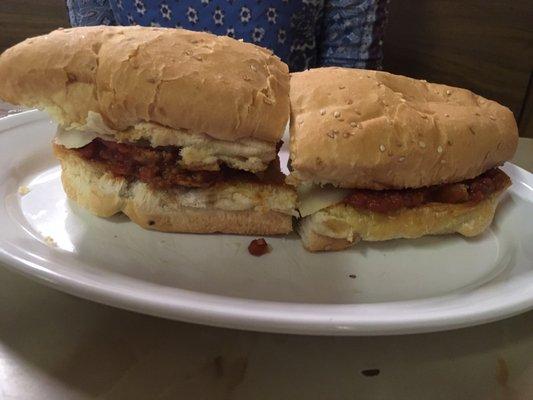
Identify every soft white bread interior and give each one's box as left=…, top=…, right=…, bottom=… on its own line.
left=288, top=67, right=518, bottom=189
left=54, top=145, right=296, bottom=235
left=298, top=190, right=508, bottom=252
left=0, top=26, right=289, bottom=144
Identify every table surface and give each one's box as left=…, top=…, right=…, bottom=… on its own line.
left=1, top=106, right=532, bottom=399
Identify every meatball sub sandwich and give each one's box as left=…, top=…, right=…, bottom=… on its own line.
left=288, top=67, right=518, bottom=251
left=0, top=26, right=296, bottom=235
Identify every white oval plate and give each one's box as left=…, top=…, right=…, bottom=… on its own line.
left=1, top=110, right=532, bottom=335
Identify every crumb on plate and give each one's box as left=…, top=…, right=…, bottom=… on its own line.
left=18, top=185, right=30, bottom=196
left=44, top=236, right=57, bottom=247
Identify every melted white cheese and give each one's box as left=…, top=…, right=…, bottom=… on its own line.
left=54, top=111, right=120, bottom=149
left=55, top=128, right=99, bottom=149
left=80, top=111, right=118, bottom=136
left=297, top=185, right=351, bottom=217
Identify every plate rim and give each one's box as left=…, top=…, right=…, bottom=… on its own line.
left=0, top=110, right=532, bottom=336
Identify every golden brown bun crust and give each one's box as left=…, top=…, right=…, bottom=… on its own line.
left=123, top=204, right=291, bottom=235
left=289, top=67, right=518, bottom=189
left=0, top=26, right=289, bottom=143
left=298, top=189, right=508, bottom=252
left=55, top=146, right=294, bottom=235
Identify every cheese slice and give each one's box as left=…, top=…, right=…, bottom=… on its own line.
left=55, top=128, right=99, bottom=149
left=297, top=185, right=351, bottom=217
left=54, top=111, right=121, bottom=149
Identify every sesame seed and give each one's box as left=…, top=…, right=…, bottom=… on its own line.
left=327, top=130, right=337, bottom=138
left=334, top=111, right=341, bottom=118
left=242, top=75, right=251, bottom=81
left=250, top=65, right=257, bottom=71
left=489, top=115, right=496, bottom=121
left=263, top=98, right=274, bottom=105
left=418, top=141, right=426, bottom=148
left=350, top=122, right=357, bottom=127
left=437, top=146, right=443, bottom=153
left=469, top=127, right=476, bottom=135
left=398, top=156, right=405, bottom=162
left=400, top=98, right=406, bottom=103
left=420, top=114, right=428, bottom=119
left=421, top=79, right=427, bottom=83
left=379, top=145, right=386, bottom=152
left=320, top=109, right=326, bottom=115
left=194, top=55, right=203, bottom=61
left=184, top=50, right=192, bottom=55
left=444, top=113, right=450, bottom=117
left=339, top=85, right=346, bottom=89
left=475, top=112, right=481, bottom=116
left=377, top=82, right=383, bottom=87
left=446, top=90, right=451, bottom=96
left=346, top=99, right=353, bottom=105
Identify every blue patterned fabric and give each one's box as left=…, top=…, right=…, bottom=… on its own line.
left=319, top=0, right=388, bottom=69
left=66, top=0, right=388, bottom=71
left=109, top=0, right=324, bottom=71
left=66, top=0, right=116, bottom=26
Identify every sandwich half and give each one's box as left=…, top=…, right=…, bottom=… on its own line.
left=288, top=67, right=518, bottom=251
left=0, top=26, right=296, bottom=234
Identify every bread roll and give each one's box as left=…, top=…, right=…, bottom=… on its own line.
left=0, top=26, right=289, bottom=143
left=289, top=67, right=518, bottom=189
